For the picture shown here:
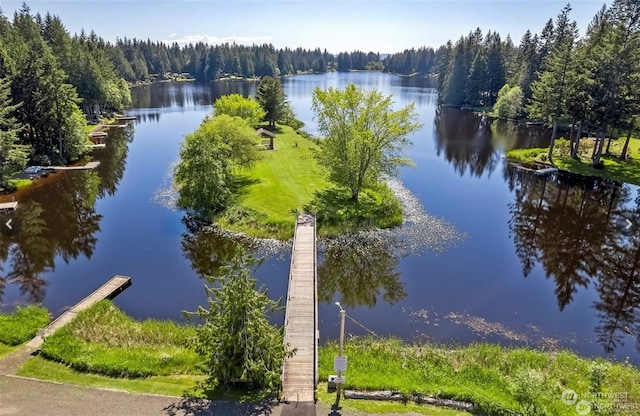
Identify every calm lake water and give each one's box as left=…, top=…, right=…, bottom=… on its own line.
left=1, top=72, right=639, bottom=365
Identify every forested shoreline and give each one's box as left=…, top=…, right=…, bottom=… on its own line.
left=2, top=1, right=639, bottom=190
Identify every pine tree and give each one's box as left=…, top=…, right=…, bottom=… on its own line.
left=0, top=77, right=29, bottom=187
left=528, top=3, right=578, bottom=163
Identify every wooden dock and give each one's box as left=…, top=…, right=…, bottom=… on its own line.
left=281, top=213, right=318, bottom=404
left=116, top=116, right=137, bottom=121
left=26, top=275, right=132, bottom=349
left=535, top=167, right=558, bottom=176
left=0, top=201, right=18, bottom=211
left=50, top=161, right=100, bottom=171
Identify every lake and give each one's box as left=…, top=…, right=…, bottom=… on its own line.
left=1, top=72, right=638, bottom=365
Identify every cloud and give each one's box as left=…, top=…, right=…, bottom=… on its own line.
left=162, top=34, right=272, bottom=46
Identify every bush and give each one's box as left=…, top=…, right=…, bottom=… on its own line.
left=0, top=305, right=50, bottom=345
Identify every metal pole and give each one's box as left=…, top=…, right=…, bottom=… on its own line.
left=337, top=308, right=346, bottom=403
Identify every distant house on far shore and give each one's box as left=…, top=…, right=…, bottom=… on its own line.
left=256, top=128, right=276, bottom=150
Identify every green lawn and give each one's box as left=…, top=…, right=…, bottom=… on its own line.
left=0, top=343, right=19, bottom=359
left=216, top=125, right=330, bottom=239
left=19, top=356, right=202, bottom=397
left=506, top=137, right=640, bottom=186
left=216, top=124, right=403, bottom=239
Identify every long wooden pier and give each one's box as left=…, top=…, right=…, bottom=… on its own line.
left=27, top=275, right=132, bottom=349
left=281, top=213, right=318, bottom=404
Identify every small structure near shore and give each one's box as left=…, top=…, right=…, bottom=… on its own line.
left=0, top=201, right=18, bottom=211
left=256, top=128, right=276, bottom=150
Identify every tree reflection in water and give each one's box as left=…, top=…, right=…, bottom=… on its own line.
left=0, top=127, right=132, bottom=304
left=506, top=165, right=640, bottom=354
left=318, top=233, right=407, bottom=308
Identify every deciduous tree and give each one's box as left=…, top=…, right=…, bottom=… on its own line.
left=174, top=115, right=259, bottom=217
left=312, top=83, right=421, bottom=201
left=213, top=94, right=265, bottom=126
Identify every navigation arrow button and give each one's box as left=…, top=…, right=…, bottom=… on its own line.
left=0, top=213, right=20, bottom=237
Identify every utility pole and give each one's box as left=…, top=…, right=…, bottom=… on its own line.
left=335, top=302, right=347, bottom=405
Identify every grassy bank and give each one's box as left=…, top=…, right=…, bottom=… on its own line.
left=506, top=137, right=640, bottom=185
left=39, top=300, right=200, bottom=378
left=0, top=305, right=50, bottom=346
left=17, top=302, right=640, bottom=414
left=320, top=338, right=640, bottom=416
left=216, top=125, right=403, bottom=239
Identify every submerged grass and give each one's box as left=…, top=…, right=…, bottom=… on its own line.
left=319, top=337, right=640, bottom=416
left=0, top=305, right=50, bottom=345
left=40, top=300, right=201, bottom=377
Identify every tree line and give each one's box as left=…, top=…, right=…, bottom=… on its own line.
left=434, top=1, right=640, bottom=166
left=0, top=5, right=131, bottom=184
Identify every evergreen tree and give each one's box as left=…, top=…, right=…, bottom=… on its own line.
left=256, top=76, right=286, bottom=128
left=0, top=77, right=29, bottom=187
left=185, top=252, right=287, bottom=390
left=528, top=3, right=578, bottom=163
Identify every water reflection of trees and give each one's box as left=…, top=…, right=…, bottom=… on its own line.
left=434, top=107, right=499, bottom=178
left=0, top=127, right=132, bottom=304
left=180, top=215, right=242, bottom=277
left=506, top=166, right=640, bottom=354
left=318, top=233, right=407, bottom=308
left=130, top=81, right=256, bottom=110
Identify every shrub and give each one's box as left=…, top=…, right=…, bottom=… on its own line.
left=0, top=305, right=50, bottom=345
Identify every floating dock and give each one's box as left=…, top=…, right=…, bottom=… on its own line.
left=89, top=131, right=108, bottom=138
left=90, top=144, right=107, bottom=149
left=0, top=201, right=18, bottom=211
left=50, top=161, right=100, bottom=171
left=116, top=116, right=137, bottom=121
left=27, top=275, right=132, bottom=349
left=281, top=213, right=318, bottom=405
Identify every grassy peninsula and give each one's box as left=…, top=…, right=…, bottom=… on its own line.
left=215, top=125, right=403, bottom=240
left=506, top=137, right=640, bottom=186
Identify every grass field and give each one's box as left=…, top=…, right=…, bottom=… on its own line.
left=218, top=125, right=330, bottom=239
left=506, top=136, right=640, bottom=186
left=216, top=124, right=404, bottom=239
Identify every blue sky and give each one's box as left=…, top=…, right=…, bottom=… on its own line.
left=0, top=1, right=609, bottom=53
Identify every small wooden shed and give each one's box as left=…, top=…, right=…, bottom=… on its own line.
left=256, top=128, right=276, bottom=150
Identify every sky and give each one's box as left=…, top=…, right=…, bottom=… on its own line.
left=0, top=0, right=610, bottom=53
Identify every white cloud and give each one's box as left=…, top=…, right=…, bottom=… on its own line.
left=162, top=34, right=272, bottom=46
